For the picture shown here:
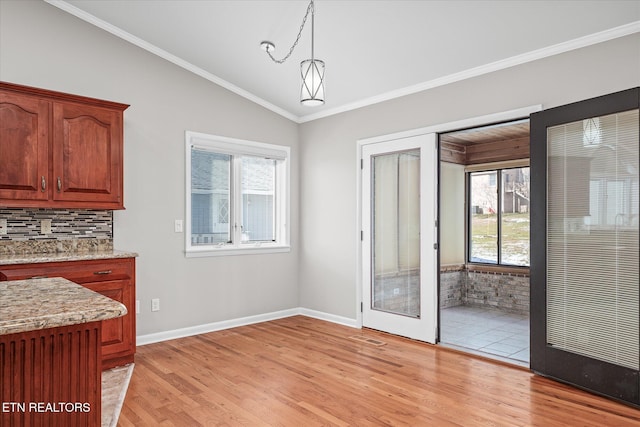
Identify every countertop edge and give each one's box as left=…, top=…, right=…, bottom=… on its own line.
left=0, top=277, right=128, bottom=335
left=0, top=250, right=139, bottom=266
left=0, top=302, right=127, bottom=336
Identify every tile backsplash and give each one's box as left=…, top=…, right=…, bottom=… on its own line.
left=0, top=208, right=112, bottom=241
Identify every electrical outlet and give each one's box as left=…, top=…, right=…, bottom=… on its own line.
left=136, top=300, right=140, bottom=314
left=0, top=219, right=7, bottom=235
left=393, top=288, right=400, bottom=296
left=174, top=219, right=183, bottom=233
left=151, top=298, right=160, bottom=312
left=41, top=219, right=52, bottom=234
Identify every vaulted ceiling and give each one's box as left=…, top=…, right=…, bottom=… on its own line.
left=50, top=1, right=640, bottom=123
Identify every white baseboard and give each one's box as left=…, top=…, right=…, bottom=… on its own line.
left=297, top=308, right=360, bottom=328
left=136, top=307, right=360, bottom=346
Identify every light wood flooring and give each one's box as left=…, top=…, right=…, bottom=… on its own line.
left=118, top=316, right=640, bottom=426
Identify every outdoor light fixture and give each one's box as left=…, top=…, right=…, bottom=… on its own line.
left=260, top=0, right=325, bottom=106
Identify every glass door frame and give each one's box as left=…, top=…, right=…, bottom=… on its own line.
left=361, top=133, right=438, bottom=343
left=530, top=87, right=640, bottom=406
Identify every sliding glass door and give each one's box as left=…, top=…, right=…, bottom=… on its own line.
left=531, top=87, right=640, bottom=405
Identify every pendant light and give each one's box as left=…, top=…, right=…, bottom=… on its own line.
left=261, top=0, right=325, bottom=106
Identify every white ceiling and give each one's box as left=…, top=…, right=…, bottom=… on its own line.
left=49, top=0, right=640, bottom=123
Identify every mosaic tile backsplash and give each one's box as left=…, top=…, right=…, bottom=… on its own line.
left=0, top=208, right=112, bottom=240
left=0, top=208, right=113, bottom=255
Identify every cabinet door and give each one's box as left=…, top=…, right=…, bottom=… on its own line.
left=0, top=91, right=49, bottom=203
left=83, top=279, right=135, bottom=368
left=52, top=101, right=123, bottom=208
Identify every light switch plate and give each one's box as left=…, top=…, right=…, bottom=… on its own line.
left=174, top=219, right=183, bottom=233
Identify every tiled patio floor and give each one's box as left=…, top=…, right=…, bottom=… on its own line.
left=440, top=305, right=530, bottom=366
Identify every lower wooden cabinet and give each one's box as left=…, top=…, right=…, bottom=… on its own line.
left=0, top=257, right=136, bottom=370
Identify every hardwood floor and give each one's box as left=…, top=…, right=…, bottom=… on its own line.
left=118, top=316, right=640, bottom=426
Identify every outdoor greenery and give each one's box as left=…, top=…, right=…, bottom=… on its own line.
left=470, top=212, right=530, bottom=266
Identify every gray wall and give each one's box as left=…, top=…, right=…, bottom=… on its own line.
left=0, top=1, right=300, bottom=336
left=1, top=1, right=639, bottom=333
left=298, top=33, right=640, bottom=319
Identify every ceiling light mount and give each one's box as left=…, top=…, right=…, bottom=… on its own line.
left=260, top=0, right=325, bottom=106
left=260, top=41, right=275, bottom=53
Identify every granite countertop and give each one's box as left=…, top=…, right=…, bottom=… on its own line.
left=0, top=249, right=138, bottom=266
left=0, top=277, right=127, bottom=335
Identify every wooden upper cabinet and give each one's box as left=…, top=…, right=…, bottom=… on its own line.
left=52, top=101, right=123, bottom=206
left=0, top=81, right=128, bottom=209
left=0, top=91, right=49, bottom=202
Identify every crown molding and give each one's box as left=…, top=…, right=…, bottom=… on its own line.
left=45, top=1, right=639, bottom=125
left=298, top=21, right=640, bottom=123
left=45, top=0, right=299, bottom=122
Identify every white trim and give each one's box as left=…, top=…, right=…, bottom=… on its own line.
left=299, top=21, right=640, bottom=123
left=185, top=131, right=291, bottom=257
left=185, top=245, right=290, bottom=258
left=189, top=131, right=289, bottom=160
left=45, top=0, right=298, bottom=122
left=136, top=308, right=359, bottom=346
left=44, top=0, right=639, bottom=124
left=297, top=308, right=360, bottom=329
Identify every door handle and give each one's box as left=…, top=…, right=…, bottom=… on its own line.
left=93, top=270, right=112, bottom=275
left=41, top=176, right=46, bottom=192
left=57, top=177, right=61, bottom=192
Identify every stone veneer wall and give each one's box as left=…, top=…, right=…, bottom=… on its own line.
left=440, top=265, right=530, bottom=315
left=440, top=265, right=466, bottom=308
left=0, top=208, right=112, bottom=255
left=466, top=270, right=530, bottom=315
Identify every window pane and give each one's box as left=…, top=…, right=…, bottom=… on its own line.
left=191, top=149, right=231, bottom=245
left=469, top=171, right=498, bottom=263
left=501, top=167, right=530, bottom=266
left=241, top=156, right=276, bottom=242
left=371, top=150, right=421, bottom=318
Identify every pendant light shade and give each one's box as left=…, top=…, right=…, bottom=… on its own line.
left=301, top=59, right=325, bottom=106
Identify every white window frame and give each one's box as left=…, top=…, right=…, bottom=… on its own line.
left=185, top=131, right=290, bottom=257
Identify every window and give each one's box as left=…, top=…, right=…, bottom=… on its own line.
left=468, top=166, right=530, bottom=266
left=185, top=131, right=290, bottom=257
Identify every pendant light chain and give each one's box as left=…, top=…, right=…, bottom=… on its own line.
left=264, top=0, right=314, bottom=64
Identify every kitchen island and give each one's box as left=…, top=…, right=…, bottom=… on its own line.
left=0, top=277, right=126, bottom=426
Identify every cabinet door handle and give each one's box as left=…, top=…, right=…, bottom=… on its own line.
left=93, top=270, right=112, bottom=275
left=41, top=176, right=46, bottom=192
left=30, top=275, right=48, bottom=279
left=57, top=177, right=61, bottom=192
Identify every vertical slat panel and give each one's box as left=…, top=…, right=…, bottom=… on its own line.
left=0, top=322, right=101, bottom=426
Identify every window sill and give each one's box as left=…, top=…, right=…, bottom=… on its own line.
left=466, top=264, right=530, bottom=276
left=185, top=245, right=291, bottom=258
